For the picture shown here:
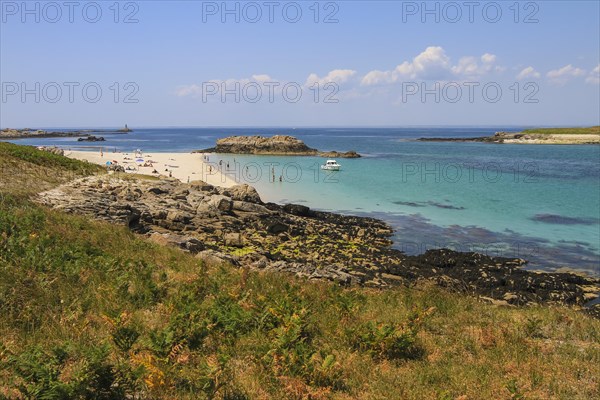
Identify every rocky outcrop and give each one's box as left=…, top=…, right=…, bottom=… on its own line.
left=107, top=164, right=125, bottom=173
left=36, top=175, right=600, bottom=313
left=196, top=135, right=361, bottom=158
left=207, top=135, right=317, bottom=155
left=37, top=146, right=65, bottom=156
left=78, top=135, right=105, bottom=142
left=318, top=150, right=361, bottom=159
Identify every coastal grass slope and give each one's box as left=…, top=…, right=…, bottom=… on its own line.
left=0, top=142, right=104, bottom=198
left=520, top=126, right=600, bottom=135
left=1, top=143, right=599, bottom=399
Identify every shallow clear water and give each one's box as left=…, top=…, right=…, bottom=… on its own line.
left=9, top=127, right=600, bottom=275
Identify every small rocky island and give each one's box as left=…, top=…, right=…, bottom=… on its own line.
left=37, top=175, right=600, bottom=316
left=418, top=126, right=600, bottom=145
left=77, top=135, right=105, bottom=142
left=197, top=135, right=361, bottom=158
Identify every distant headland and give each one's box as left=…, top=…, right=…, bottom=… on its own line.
left=417, top=126, right=600, bottom=145
left=0, top=125, right=133, bottom=140
left=196, top=135, right=361, bottom=158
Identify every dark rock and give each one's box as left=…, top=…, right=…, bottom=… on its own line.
left=318, top=150, right=361, bottom=158
left=148, top=187, right=167, bottom=195
left=263, top=219, right=288, bottom=234
left=283, top=204, right=312, bottom=217
left=78, top=135, right=105, bottom=142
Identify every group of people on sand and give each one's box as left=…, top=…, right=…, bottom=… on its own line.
left=99, top=147, right=119, bottom=158
left=100, top=147, right=170, bottom=176
left=199, top=154, right=289, bottom=184
left=102, top=149, right=291, bottom=185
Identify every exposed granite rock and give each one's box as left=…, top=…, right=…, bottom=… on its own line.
left=36, top=175, right=600, bottom=313
left=37, top=146, right=65, bottom=156
left=202, top=135, right=317, bottom=155
left=196, top=135, right=361, bottom=158
left=217, top=184, right=262, bottom=203
left=107, top=164, right=125, bottom=173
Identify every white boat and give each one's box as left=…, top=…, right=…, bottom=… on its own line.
left=321, top=160, right=341, bottom=171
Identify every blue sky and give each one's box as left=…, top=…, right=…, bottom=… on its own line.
left=1, top=0, right=599, bottom=127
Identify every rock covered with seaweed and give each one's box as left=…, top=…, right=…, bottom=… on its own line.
left=37, top=175, right=600, bottom=314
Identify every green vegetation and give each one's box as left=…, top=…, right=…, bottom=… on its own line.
left=0, top=142, right=104, bottom=198
left=520, top=126, right=600, bottom=135
left=1, top=143, right=599, bottom=399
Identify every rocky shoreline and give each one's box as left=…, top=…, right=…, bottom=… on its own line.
left=36, top=175, right=600, bottom=316
left=0, top=127, right=131, bottom=140
left=196, top=135, right=361, bottom=158
left=418, top=131, right=600, bottom=145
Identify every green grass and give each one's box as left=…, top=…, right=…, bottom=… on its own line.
left=0, top=142, right=102, bottom=173
left=0, top=142, right=104, bottom=198
left=520, top=126, right=600, bottom=135
left=1, top=143, right=599, bottom=399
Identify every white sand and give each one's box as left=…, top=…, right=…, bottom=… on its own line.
left=66, top=150, right=237, bottom=187
left=503, top=134, right=600, bottom=144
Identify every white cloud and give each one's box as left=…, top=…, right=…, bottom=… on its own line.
left=452, top=53, right=501, bottom=77
left=305, top=69, right=357, bottom=87
left=175, top=75, right=274, bottom=97
left=361, top=70, right=394, bottom=86
left=397, top=46, right=451, bottom=79
left=585, top=64, right=600, bottom=85
left=251, top=74, right=273, bottom=83
left=361, top=46, right=452, bottom=85
left=547, top=64, right=586, bottom=84
left=174, top=84, right=202, bottom=97
left=516, top=66, right=541, bottom=80
left=361, top=46, right=500, bottom=85
left=481, top=53, right=497, bottom=64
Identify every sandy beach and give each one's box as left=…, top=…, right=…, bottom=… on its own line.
left=66, top=150, right=237, bottom=188
left=502, top=134, right=600, bottom=144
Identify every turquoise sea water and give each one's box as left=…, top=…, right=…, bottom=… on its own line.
left=9, top=127, right=600, bottom=275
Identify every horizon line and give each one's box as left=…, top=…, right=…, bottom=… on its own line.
left=2, top=124, right=597, bottom=130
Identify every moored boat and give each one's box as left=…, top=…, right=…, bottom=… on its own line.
left=321, top=160, right=341, bottom=171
